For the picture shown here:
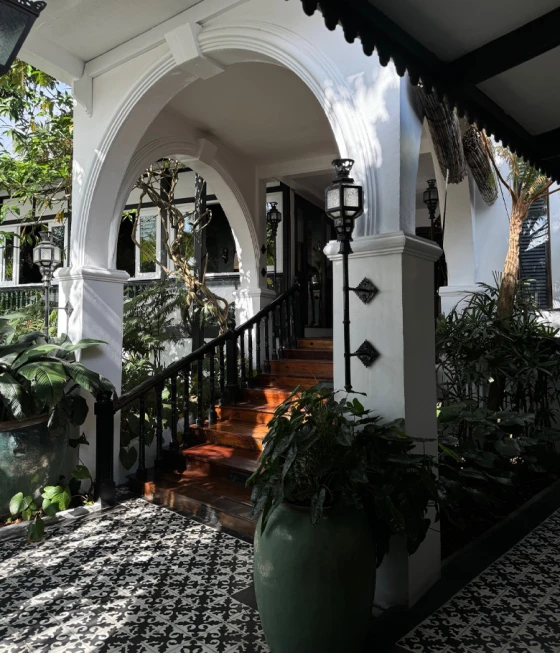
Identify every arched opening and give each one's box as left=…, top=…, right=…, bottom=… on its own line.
left=104, top=59, right=340, bottom=334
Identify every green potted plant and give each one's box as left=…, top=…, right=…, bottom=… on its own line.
left=248, top=385, right=438, bottom=653
left=0, top=329, right=113, bottom=522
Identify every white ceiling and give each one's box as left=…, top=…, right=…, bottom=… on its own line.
left=478, top=46, right=560, bottom=136
left=167, top=62, right=338, bottom=166
left=370, top=0, right=560, bottom=61
left=32, top=0, right=201, bottom=61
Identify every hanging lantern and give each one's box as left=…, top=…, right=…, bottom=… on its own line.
left=266, top=202, right=282, bottom=234
left=423, top=179, right=439, bottom=217
left=325, top=159, right=364, bottom=241
left=0, top=0, right=47, bottom=76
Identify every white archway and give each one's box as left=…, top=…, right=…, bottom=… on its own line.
left=72, top=20, right=378, bottom=269
left=109, top=134, right=261, bottom=292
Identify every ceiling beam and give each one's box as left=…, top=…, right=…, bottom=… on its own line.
left=449, top=7, right=560, bottom=84
left=19, top=32, right=84, bottom=85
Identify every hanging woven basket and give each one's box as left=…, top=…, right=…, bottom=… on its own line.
left=462, top=125, right=498, bottom=206
left=418, top=87, right=467, bottom=184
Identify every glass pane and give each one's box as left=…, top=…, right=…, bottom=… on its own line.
left=343, top=186, right=360, bottom=208
left=326, top=188, right=340, bottom=210
left=51, top=226, right=65, bottom=250
left=139, top=215, right=157, bottom=273
left=2, top=233, right=14, bottom=282
left=0, top=4, right=27, bottom=68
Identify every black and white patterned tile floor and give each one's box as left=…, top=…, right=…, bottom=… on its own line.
left=0, top=498, right=268, bottom=653
left=398, top=508, right=560, bottom=653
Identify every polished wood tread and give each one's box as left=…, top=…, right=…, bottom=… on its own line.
left=142, top=338, right=334, bottom=537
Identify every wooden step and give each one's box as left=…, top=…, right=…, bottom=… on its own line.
left=194, top=420, right=268, bottom=451
left=217, top=403, right=276, bottom=425
left=254, top=373, right=329, bottom=389
left=183, top=444, right=259, bottom=476
left=297, top=338, right=333, bottom=350
left=269, top=359, right=333, bottom=380
left=144, top=470, right=256, bottom=538
left=244, top=386, right=294, bottom=405
left=282, top=348, right=332, bottom=361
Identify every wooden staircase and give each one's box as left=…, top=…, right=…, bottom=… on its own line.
left=142, top=338, right=333, bottom=537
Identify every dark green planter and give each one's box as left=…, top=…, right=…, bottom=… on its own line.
left=254, top=502, right=376, bottom=653
left=0, top=416, right=67, bottom=517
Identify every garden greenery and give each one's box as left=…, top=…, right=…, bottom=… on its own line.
left=436, top=284, right=560, bottom=536
left=248, top=385, right=439, bottom=565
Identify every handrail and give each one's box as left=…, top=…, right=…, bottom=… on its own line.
left=114, top=330, right=231, bottom=412
left=113, top=281, right=300, bottom=412
left=95, top=280, right=302, bottom=505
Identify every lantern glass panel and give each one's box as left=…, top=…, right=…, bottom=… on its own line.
left=0, top=3, right=28, bottom=69
left=343, top=186, right=360, bottom=208
left=326, top=187, right=341, bottom=217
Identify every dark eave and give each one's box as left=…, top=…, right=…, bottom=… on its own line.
left=298, top=0, right=560, bottom=183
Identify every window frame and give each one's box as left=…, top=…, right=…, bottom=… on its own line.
left=132, top=209, right=162, bottom=280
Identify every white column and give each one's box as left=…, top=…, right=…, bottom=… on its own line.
left=54, top=266, right=129, bottom=484
left=433, top=171, right=478, bottom=315
left=326, top=232, right=441, bottom=608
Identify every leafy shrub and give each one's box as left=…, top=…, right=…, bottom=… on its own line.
left=248, top=385, right=439, bottom=565
left=438, top=402, right=560, bottom=533
left=436, top=283, right=560, bottom=424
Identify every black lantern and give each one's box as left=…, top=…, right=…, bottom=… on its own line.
left=0, top=0, right=47, bottom=76
left=324, top=159, right=378, bottom=393
left=32, top=230, right=64, bottom=341
left=266, top=201, right=282, bottom=291
left=325, top=159, right=363, bottom=246
left=423, top=179, right=439, bottom=241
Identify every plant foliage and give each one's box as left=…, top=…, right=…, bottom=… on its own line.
left=0, top=330, right=112, bottom=427
left=248, top=385, right=438, bottom=565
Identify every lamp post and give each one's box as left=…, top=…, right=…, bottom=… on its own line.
left=423, top=179, right=439, bottom=241
left=32, top=231, right=61, bottom=341
left=325, top=159, right=379, bottom=392
left=0, top=0, right=47, bottom=76
left=267, top=201, right=282, bottom=292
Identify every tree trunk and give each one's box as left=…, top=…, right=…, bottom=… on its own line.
left=488, top=201, right=529, bottom=410
left=496, top=203, right=528, bottom=320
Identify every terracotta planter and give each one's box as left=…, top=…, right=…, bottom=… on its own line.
left=254, top=502, right=376, bottom=653
left=0, top=416, right=67, bottom=517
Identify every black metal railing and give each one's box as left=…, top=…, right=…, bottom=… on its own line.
left=93, top=282, right=302, bottom=504
left=0, top=285, right=59, bottom=313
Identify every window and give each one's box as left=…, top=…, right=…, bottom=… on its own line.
left=134, top=212, right=160, bottom=279
left=520, top=198, right=550, bottom=308
left=0, top=226, right=17, bottom=284
left=0, top=221, right=67, bottom=286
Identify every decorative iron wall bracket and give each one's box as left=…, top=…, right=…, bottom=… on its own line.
left=349, top=278, right=378, bottom=305
left=53, top=301, right=74, bottom=318
left=350, top=340, right=379, bottom=367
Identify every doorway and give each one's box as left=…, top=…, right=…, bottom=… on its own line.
left=294, top=194, right=334, bottom=331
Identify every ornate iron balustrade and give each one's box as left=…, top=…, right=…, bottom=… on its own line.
left=0, top=285, right=59, bottom=313
left=93, top=282, right=302, bottom=504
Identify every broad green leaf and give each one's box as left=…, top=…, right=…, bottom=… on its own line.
left=0, top=372, right=31, bottom=419
left=119, top=446, right=138, bottom=470
left=9, top=491, right=23, bottom=516
left=27, top=516, right=45, bottom=542
left=72, top=465, right=91, bottom=480
left=13, top=344, right=60, bottom=369
left=62, top=362, right=113, bottom=396
left=18, top=361, right=67, bottom=408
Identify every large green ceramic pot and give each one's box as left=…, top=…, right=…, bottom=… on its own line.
left=0, top=416, right=67, bottom=517
left=254, top=502, right=376, bottom=653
